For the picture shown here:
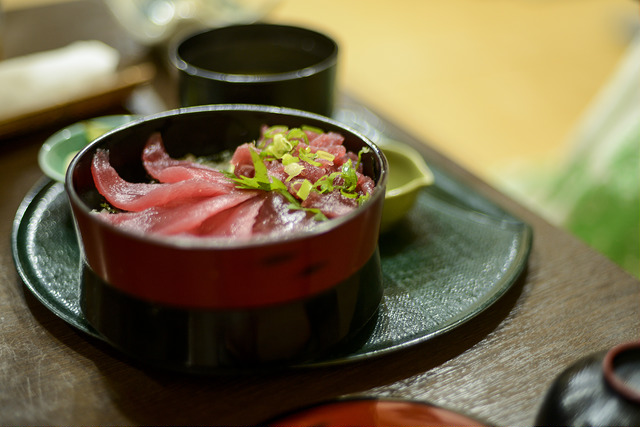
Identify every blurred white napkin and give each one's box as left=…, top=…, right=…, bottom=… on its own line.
left=0, top=40, right=120, bottom=121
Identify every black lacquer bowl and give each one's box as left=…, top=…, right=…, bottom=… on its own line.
left=171, top=24, right=338, bottom=117
left=535, top=340, right=640, bottom=425
left=65, top=105, right=387, bottom=372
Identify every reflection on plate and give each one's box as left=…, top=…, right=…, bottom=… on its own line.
left=267, top=397, right=489, bottom=426
left=12, top=134, right=531, bottom=369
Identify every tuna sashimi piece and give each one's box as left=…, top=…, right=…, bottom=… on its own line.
left=96, top=190, right=258, bottom=235
left=142, top=133, right=234, bottom=188
left=264, top=160, right=288, bottom=184
left=196, top=193, right=266, bottom=238
left=230, top=143, right=257, bottom=178
left=253, top=192, right=317, bottom=235
left=358, top=173, right=376, bottom=195
left=334, top=151, right=359, bottom=168
left=292, top=162, right=328, bottom=186
left=307, top=131, right=344, bottom=148
left=92, top=149, right=233, bottom=212
left=304, top=128, right=322, bottom=142
left=91, top=125, right=376, bottom=239
left=302, top=190, right=359, bottom=219
left=152, top=191, right=258, bottom=235
left=315, top=143, right=347, bottom=163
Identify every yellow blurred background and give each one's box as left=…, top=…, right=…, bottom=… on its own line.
left=4, top=0, right=635, bottom=180
left=3, top=0, right=639, bottom=274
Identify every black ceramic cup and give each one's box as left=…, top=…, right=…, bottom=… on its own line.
left=170, top=24, right=338, bottom=117
left=535, top=340, right=640, bottom=425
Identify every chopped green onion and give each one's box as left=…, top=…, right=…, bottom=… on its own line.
left=301, top=125, right=324, bottom=135
left=313, top=174, right=335, bottom=193
left=357, top=193, right=371, bottom=205
left=228, top=147, right=273, bottom=191
left=296, top=179, right=313, bottom=200
left=225, top=126, right=371, bottom=223
left=340, top=160, right=358, bottom=192
left=298, top=147, right=322, bottom=167
left=287, top=128, right=309, bottom=144
left=356, top=147, right=370, bottom=169
left=316, top=150, right=335, bottom=163
left=265, top=133, right=294, bottom=159
left=263, top=125, right=289, bottom=139
left=282, top=153, right=299, bottom=165
left=284, top=162, right=305, bottom=181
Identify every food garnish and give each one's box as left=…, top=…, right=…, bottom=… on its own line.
left=91, top=125, right=375, bottom=238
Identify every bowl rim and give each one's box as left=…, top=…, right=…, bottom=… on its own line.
left=170, top=23, right=339, bottom=84
left=65, top=104, right=388, bottom=250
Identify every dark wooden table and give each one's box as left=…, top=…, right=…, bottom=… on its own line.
left=1, top=1, right=638, bottom=425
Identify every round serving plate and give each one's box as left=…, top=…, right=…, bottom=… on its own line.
left=12, top=149, right=531, bottom=372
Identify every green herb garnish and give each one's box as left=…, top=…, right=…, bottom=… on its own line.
left=229, top=147, right=273, bottom=191
left=100, top=202, right=120, bottom=214
left=226, top=126, right=373, bottom=220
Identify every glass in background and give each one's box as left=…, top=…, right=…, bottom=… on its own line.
left=102, top=0, right=281, bottom=46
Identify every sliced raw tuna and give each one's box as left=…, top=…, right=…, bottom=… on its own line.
left=302, top=190, right=359, bottom=219
left=92, top=149, right=232, bottom=212
left=142, top=132, right=234, bottom=188
left=307, top=131, right=344, bottom=148
left=92, top=125, right=376, bottom=239
left=253, top=191, right=317, bottom=235
left=230, top=143, right=258, bottom=178
left=357, top=173, right=375, bottom=195
left=196, top=193, right=266, bottom=238
left=96, top=190, right=258, bottom=235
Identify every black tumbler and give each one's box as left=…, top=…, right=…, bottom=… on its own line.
left=170, top=24, right=338, bottom=117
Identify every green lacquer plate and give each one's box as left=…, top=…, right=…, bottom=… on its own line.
left=37, top=115, right=138, bottom=182
left=12, top=147, right=532, bottom=368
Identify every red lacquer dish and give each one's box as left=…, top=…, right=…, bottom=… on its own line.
left=66, top=105, right=387, bottom=372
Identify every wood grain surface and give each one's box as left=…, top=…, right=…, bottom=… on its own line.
left=0, top=1, right=638, bottom=425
